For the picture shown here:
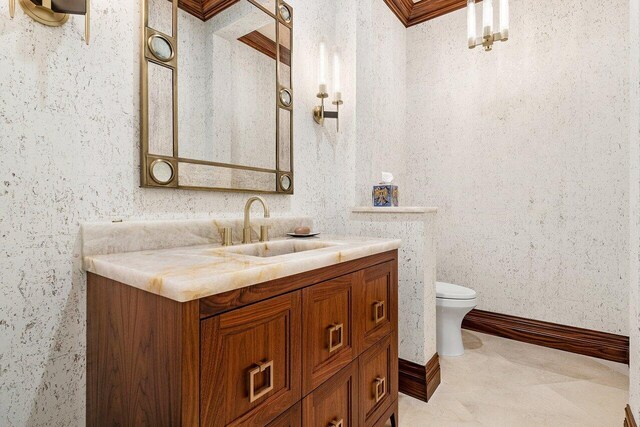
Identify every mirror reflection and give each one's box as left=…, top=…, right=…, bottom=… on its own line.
left=148, top=63, right=173, bottom=157
left=178, top=1, right=277, bottom=169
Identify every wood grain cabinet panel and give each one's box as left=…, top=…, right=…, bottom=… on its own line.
left=86, top=274, right=200, bottom=427
left=200, top=292, right=302, bottom=427
left=302, top=362, right=359, bottom=427
left=266, top=402, right=302, bottom=427
left=302, top=273, right=356, bottom=395
left=355, top=262, right=396, bottom=354
left=358, top=334, right=398, bottom=427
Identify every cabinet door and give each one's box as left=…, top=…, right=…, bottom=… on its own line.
left=200, top=292, right=302, bottom=427
left=358, top=334, right=398, bottom=427
left=302, top=362, right=359, bottom=427
left=266, top=402, right=302, bottom=427
left=302, top=274, right=356, bottom=395
left=355, top=261, right=396, bottom=354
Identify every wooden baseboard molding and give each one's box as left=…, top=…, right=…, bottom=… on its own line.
left=626, top=405, right=638, bottom=427
left=399, top=353, right=441, bottom=402
left=462, top=309, right=629, bottom=364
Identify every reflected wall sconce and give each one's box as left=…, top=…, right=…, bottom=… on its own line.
left=8, top=0, right=90, bottom=45
left=313, top=42, right=344, bottom=131
left=467, top=0, right=508, bottom=51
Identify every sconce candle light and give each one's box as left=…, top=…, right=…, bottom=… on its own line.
left=313, top=42, right=344, bottom=131
left=8, top=0, right=90, bottom=44
left=467, top=0, right=508, bottom=51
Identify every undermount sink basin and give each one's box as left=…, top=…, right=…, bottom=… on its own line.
left=219, top=239, right=337, bottom=258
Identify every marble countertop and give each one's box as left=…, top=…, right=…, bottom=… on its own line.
left=84, top=236, right=401, bottom=302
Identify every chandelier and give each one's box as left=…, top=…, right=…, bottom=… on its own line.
left=467, top=0, right=509, bottom=51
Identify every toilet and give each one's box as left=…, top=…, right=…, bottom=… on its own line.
left=436, top=281, right=478, bottom=357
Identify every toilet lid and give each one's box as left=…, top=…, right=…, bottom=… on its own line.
left=436, top=282, right=477, bottom=300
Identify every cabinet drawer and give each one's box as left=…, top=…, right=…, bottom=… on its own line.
left=302, top=362, right=359, bottom=427
left=302, top=274, right=356, bottom=394
left=358, top=334, right=398, bottom=426
left=200, top=292, right=302, bottom=427
left=266, top=402, right=301, bottom=427
left=356, top=262, right=396, bottom=353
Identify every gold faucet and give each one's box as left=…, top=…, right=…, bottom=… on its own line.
left=243, top=196, right=270, bottom=244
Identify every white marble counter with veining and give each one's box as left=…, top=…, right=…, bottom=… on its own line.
left=83, top=235, right=401, bottom=302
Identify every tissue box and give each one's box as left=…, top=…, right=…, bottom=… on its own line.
left=372, top=185, right=399, bottom=207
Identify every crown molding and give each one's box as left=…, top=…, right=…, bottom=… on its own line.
left=178, top=0, right=239, bottom=21
left=383, top=0, right=476, bottom=27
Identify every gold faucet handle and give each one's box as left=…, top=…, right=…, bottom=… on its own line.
left=9, top=0, right=15, bottom=18
left=243, top=227, right=253, bottom=244
left=221, top=227, right=233, bottom=246
left=260, top=225, right=270, bottom=242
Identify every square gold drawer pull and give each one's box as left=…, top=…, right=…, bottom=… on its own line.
left=329, top=418, right=344, bottom=427
left=328, top=323, right=344, bottom=353
left=374, top=376, right=386, bottom=403
left=373, top=300, right=385, bottom=324
left=248, top=359, right=274, bottom=403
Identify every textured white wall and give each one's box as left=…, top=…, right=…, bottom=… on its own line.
left=350, top=211, right=437, bottom=365
left=405, top=0, right=630, bottom=335
left=0, top=0, right=359, bottom=424
left=630, top=0, right=640, bottom=418
left=356, top=0, right=407, bottom=204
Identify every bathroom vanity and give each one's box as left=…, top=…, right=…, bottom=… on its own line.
left=84, top=228, right=400, bottom=427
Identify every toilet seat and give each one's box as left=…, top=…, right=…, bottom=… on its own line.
left=436, top=296, right=477, bottom=308
left=436, top=281, right=476, bottom=300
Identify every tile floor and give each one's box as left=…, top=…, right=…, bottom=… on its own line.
left=393, top=331, right=629, bottom=426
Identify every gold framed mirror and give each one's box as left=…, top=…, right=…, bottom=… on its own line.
left=140, top=0, right=293, bottom=194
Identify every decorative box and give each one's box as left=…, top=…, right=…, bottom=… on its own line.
left=372, top=185, right=399, bottom=207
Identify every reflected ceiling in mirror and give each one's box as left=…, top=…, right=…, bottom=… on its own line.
left=178, top=0, right=276, bottom=21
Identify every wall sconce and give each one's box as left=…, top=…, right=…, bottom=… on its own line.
left=313, top=42, right=344, bottom=131
left=467, top=0, right=508, bottom=51
left=8, top=0, right=90, bottom=45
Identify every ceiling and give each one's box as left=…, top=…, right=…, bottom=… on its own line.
left=383, top=0, right=474, bottom=27
left=178, top=0, right=472, bottom=27
left=178, top=0, right=239, bottom=21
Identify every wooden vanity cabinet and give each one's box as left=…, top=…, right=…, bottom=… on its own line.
left=302, top=362, right=359, bottom=427
left=200, top=292, right=302, bottom=426
left=87, top=250, right=398, bottom=427
left=302, top=273, right=357, bottom=395
left=358, top=334, right=398, bottom=426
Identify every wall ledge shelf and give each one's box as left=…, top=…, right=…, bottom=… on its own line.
left=351, top=206, right=438, bottom=214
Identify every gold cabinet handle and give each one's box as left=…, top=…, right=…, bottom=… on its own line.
left=373, top=300, right=385, bottom=324
left=248, top=360, right=274, bottom=403
left=374, top=376, right=386, bottom=403
left=328, top=323, right=344, bottom=353
left=9, top=0, right=15, bottom=18
left=329, top=419, right=344, bottom=427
